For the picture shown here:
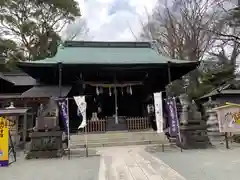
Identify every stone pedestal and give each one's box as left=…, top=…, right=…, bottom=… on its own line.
left=25, top=100, right=64, bottom=159
left=176, top=94, right=210, bottom=149
left=26, top=131, right=63, bottom=159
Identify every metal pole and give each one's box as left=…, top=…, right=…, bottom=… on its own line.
left=85, top=122, right=88, bottom=157
left=67, top=98, right=71, bottom=159
left=83, top=96, right=88, bottom=157
left=225, top=132, right=229, bottom=149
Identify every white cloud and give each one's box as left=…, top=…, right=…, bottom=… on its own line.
left=73, top=0, right=157, bottom=41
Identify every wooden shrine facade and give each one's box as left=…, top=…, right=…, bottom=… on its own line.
left=15, top=41, right=198, bottom=133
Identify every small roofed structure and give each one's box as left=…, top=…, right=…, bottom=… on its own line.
left=0, top=106, right=30, bottom=146
left=0, top=72, right=36, bottom=94
left=200, top=75, right=240, bottom=105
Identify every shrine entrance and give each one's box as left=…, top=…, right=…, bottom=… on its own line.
left=88, top=83, right=146, bottom=131
left=90, top=82, right=145, bottom=120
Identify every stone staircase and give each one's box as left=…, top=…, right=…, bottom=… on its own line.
left=70, top=131, right=167, bottom=148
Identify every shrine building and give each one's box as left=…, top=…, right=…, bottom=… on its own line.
left=15, top=41, right=198, bottom=133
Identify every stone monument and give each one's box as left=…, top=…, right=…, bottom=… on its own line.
left=26, top=99, right=64, bottom=159
left=177, top=94, right=210, bottom=149
left=203, top=97, right=224, bottom=145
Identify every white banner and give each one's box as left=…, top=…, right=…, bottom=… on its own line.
left=73, top=96, right=87, bottom=129
left=154, top=92, right=164, bottom=133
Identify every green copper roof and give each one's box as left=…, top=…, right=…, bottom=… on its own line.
left=20, top=41, right=198, bottom=65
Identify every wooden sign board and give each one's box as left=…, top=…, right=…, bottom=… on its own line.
left=0, top=117, right=9, bottom=167
left=213, top=103, right=240, bottom=133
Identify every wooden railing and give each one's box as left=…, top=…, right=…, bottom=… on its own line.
left=126, top=117, right=151, bottom=131
left=79, top=117, right=151, bottom=133
left=84, top=119, right=106, bottom=133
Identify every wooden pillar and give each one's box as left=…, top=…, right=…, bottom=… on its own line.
left=167, top=61, right=172, bottom=84
left=58, top=62, right=63, bottom=97
left=15, top=116, right=19, bottom=146
left=23, top=113, right=27, bottom=144
left=23, top=103, right=27, bottom=144
left=114, top=75, right=118, bottom=124
left=114, top=85, right=118, bottom=124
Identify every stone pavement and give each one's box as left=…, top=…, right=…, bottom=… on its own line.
left=0, top=151, right=100, bottom=180
left=2, top=145, right=240, bottom=180
left=1, top=146, right=185, bottom=180
left=148, top=144, right=240, bottom=180
left=97, top=146, right=186, bottom=180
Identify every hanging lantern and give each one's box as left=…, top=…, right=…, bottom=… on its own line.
left=99, top=87, right=103, bottom=94
left=109, top=87, right=112, bottom=96
left=129, top=85, right=132, bottom=95
left=96, top=86, right=99, bottom=95
left=121, top=87, right=124, bottom=95
left=7, top=102, right=15, bottom=109
left=126, top=86, right=129, bottom=94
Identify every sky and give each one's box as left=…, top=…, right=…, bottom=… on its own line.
left=64, top=0, right=158, bottom=41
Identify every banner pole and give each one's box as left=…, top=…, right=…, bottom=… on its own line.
left=74, top=96, right=88, bottom=157
left=84, top=96, right=88, bottom=157
left=67, top=98, right=71, bottom=159
left=85, top=123, right=88, bottom=157
left=174, top=97, right=182, bottom=152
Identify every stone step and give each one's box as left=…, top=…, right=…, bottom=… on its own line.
left=70, top=131, right=162, bottom=142
left=71, top=136, right=162, bottom=145
left=72, top=130, right=156, bottom=138
left=70, top=140, right=163, bottom=148
left=70, top=131, right=168, bottom=148
left=68, top=148, right=99, bottom=157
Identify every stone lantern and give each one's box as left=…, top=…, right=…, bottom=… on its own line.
left=203, top=97, right=224, bottom=145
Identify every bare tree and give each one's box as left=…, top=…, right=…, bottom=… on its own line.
left=209, top=37, right=240, bottom=66
left=62, top=18, right=91, bottom=41
left=206, top=1, right=240, bottom=66
left=141, top=0, right=225, bottom=61
left=141, top=0, right=240, bottom=98
left=208, top=0, right=240, bottom=43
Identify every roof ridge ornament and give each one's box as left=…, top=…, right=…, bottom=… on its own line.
left=59, top=43, right=64, bottom=49
left=58, top=40, right=64, bottom=49
left=151, top=40, right=160, bottom=54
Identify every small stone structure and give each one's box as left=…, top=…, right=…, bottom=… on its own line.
left=26, top=99, right=63, bottom=159
left=177, top=94, right=209, bottom=149
left=203, top=98, right=224, bottom=145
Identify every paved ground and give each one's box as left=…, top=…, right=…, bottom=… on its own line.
left=0, top=151, right=100, bottom=180
left=2, top=144, right=240, bottom=180
left=147, top=144, right=240, bottom=180
left=98, top=146, right=185, bottom=180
